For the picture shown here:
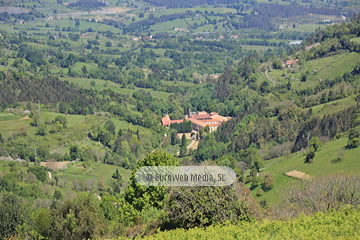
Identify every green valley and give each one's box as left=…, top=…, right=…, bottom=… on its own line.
left=1, top=0, right=360, bottom=239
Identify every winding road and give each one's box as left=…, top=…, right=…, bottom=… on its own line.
left=265, top=70, right=280, bottom=84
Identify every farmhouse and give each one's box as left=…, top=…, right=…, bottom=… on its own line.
left=161, top=111, right=231, bottom=133
left=281, top=59, right=299, bottom=67
left=174, top=28, right=185, bottom=32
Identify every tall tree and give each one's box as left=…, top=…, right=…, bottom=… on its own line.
left=170, top=132, right=176, bottom=145
left=125, top=151, right=179, bottom=211
left=0, top=193, right=29, bottom=239
left=181, top=134, right=186, bottom=148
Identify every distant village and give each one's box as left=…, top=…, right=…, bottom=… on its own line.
left=161, top=111, right=231, bottom=133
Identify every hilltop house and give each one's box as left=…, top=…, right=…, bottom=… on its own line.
left=281, top=59, right=299, bottom=68
left=161, top=111, right=231, bottom=133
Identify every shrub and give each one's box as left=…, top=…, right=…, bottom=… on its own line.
left=27, top=166, right=48, bottom=182
left=261, top=174, right=275, bottom=191
left=164, top=183, right=257, bottom=229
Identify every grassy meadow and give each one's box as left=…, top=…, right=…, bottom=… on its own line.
left=266, top=52, right=360, bottom=90
left=255, top=137, right=360, bottom=204
left=60, top=77, right=171, bottom=100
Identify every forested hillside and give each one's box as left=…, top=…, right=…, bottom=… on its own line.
left=1, top=0, right=360, bottom=238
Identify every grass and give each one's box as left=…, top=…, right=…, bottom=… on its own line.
left=60, top=77, right=171, bottom=101
left=143, top=7, right=236, bottom=19
left=305, top=52, right=360, bottom=81
left=242, top=45, right=275, bottom=51
left=0, top=113, right=23, bottom=121
left=267, top=52, right=360, bottom=89
left=104, top=117, right=153, bottom=135
left=351, top=37, right=360, bottom=44
left=255, top=137, right=360, bottom=204
left=150, top=19, right=189, bottom=32
left=256, top=0, right=292, bottom=4
left=161, top=80, right=197, bottom=87
left=306, top=96, right=356, bottom=117
left=0, top=65, right=8, bottom=71
left=72, top=62, right=97, bottom=72
left=194, top=25, right=215, bottom=33
left=0, top=111, right=108, bottom=154
left=0, top=114, right=33, bottom=138
left=286, top=24, right=326, bottom=32
left=56, top=161, right=132, bottom=190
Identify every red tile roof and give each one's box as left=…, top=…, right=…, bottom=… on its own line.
left=189, top=118, right=208, bottom=128
left=162, top=112, right=232, bottom=129
left=161, top=114, right=184, bottom=126
left=190, top=114, right=211, bottom=120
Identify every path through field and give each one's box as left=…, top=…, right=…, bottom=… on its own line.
left=176, top=139, right=199, bottom=155
left=265, top=70, right=280, bottom=84
left=305, top=42, right=320, bottom=51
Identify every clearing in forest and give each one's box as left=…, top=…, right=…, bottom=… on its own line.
left=285, top=170, right=312, bottom=180
left=41, top=161, right=70, bottom=171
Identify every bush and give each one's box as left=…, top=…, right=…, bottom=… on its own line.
left=261, top=174, right=275, bottom=191
left=347, top=138, right=360, bottom=148
left=27, top=166, right=48, bottom=182
left=305, top=150, right=315, bottom=163
left=53, top=190, right=62, bottom=200
left=143, top=207, right=360, bottom=239
left=54, top=116, right=68, bottom=128
left=164, top=183, right=257, bottom=229
left=278, top=173, right=360, bottom=216
left=36, top=125, right=48, bottom=136
left=251, top=176, right=261, bottom=189
left=0, top=193, right=30, bottom=239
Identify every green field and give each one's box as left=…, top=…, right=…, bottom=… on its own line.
left=150, top=19, right=190, bottom=32
left=161, top=80, right=197, bottom=87
left=305, top=52, right=360, bottom=81
left=0, top=114, right=33, bottom=138
left=286, top=24, right=326, bottom=32
left=60, top=77, right=171, bottom=100
left=256, top=137, right=360, bottom=204
left=242, top=45, right=275, bottom=51
left=267, top=52, right=360, bottom=89
left=0, top=113, right=23, bottom=121
left=194, top=24, right=216, bottom=33
left=71, top=62, right=98, bottom=73
left=143, top=7, right=236, bottom=19
left=57, top=161, right=131, bottom=187
left=0, top=111, right=108, bottom=151
left=306, top=97, right=357, bottom=117
left=104, top=117, right=153, bottom=135
left=351, top=37, right=360, bottom=44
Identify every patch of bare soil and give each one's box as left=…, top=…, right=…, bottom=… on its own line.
left=305, top=42, right=320, bottom=51
left=41, top=161, right=70, bottom=171
left=177, top=133, right=193, bottom=139
left=285, top=170, right=312, bottom=180
left=187, top=140, right=199, bottom=150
